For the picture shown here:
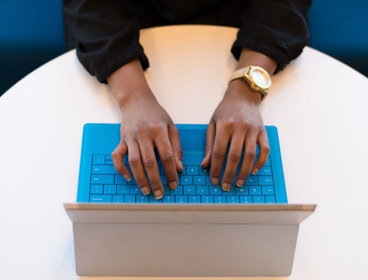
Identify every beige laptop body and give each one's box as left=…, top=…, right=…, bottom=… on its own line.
left=65, top=203, right=315, bottom=277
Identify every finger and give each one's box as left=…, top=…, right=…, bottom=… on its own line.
left=127, top=141, right=150, bottom=195
left=139, top=139, right=163, bottom=199
left=201, top=121, right=215, bottom=168
left=221, top=127, right=246, bottom=191
left=252, top=129, right=270, bottom=174
left=111, top=141, right=131, bottom=181
left=168, top=124, right=183, bottom=172
left=210, top=123, right=231, bottom=185
left=236, top=128, right=258, bottom=187
left=155, top=128, right=178, bottom=190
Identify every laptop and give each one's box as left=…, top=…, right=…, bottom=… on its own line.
left=65, top=123, right=315, bottom=277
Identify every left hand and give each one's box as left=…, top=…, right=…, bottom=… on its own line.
left=201, top=79, right=270, bottom=191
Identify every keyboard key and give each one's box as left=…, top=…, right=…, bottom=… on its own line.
left=235, top=186, right=248, bottom=195
left=92, top=165, right=117, bottom=174
left=186, top=166, right=198, bottom=175
left=128, top=176, right=136, bottom=185
left=193, top=176, right=206, bottom=185
left=91, top=175, right=114, bottom=185
left=253, top=196, right=265, bottom=203
left=112, top=195, right=124, bottom=203
left=105, top=154, right=112, bottom=161
left=222, top=187, right=235, bottom=196
left=105, top=159, right=113, bottom=165
left=180, top=176, right=193, bottom=185
left=124, top=195, right=136, bottom=203
left=199, top=167, right=209, bottom=175
left=209, top=185, right=223, bottom=195
left=176, top=195, right=188, bottom=203
left=149, top=196, right=162, bottom=203
left=214, top=196, right=227, bottom=204
left=170, top=185, right=183, bottom=195
left=123, top=155, right=129, bottom=164
left=90, top=195, right=111, bottom=203
left=227, top=196, right=240, bottom=204
left=206, top=176, right=213, bottom=185
left=259, top=176, right=273, bottom=185
left=201, top=196, right=213, bottom=203
left=188, top=195, right=201, bottom=203
left=163, top=195, right=175, bottom=203
left=136, top=195, right=149, bottom=203
left=180, top=166, right=186, bottom=175
left=249, top=186, right=262, bottom=195
left=257, top=166, right=272, bottom=176
left=159, top=165, right=165, bottom=176
left=265, top=156, right=271, bottom=166
left=262, top=186, right=275, bottom=195
left=160, top=176, right=167, bottom=184
left=92, top=154, right=105, bottom=165
left=196, top=185, right=209, bottom=195
left=240, top=196, right=252, bottom=204
left=246, top=176, right=258, bottom=185
left=90, top=184, right=103, bottom=194
left=183, top=185, right=196, bottom=195
left=162, top=185, right=170, bottom=195
left=130, top=185, right=141, bottom=194
left=265, top=196, right=276, bottom=203
left=114, top=175, right=128, bottom=184
left=104, top=184, right=116, bottom=194
left=116, top=184, right=130, bottom=194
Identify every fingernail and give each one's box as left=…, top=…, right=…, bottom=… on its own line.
left=169, top=181, right=178, bottom=189
left=222, top=183, right=231, bottom=192
left=179, top=160, right=184, bottom=172
left=236, top=180, right=245, bottom=187
left=211, top=177, right=219, bottom=185
left=141, top=186, right=150, bottom=195
left=252, top=168, right=259, bottom=175
left=200, top=158, right=206, bottom=166
left=123, top=174, right=131, bottom=181
left=154, top=189, right=163, bottom=199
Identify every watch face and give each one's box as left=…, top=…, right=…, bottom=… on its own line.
left=249, top=67, right=271, bottom=89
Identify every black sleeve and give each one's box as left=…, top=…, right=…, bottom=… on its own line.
left=231, top=0, right=311, bottom=73
left=63, top=0, right=149, bottom=83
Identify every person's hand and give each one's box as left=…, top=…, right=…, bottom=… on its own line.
left=201, top=79, right=270, bottom=191
left=108, top=60, right=183, bottom=199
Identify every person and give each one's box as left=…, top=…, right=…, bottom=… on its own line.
left=64, top=0, right=311, bottom=199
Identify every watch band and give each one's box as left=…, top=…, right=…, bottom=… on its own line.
left=228, top=66, right=251, bottom=84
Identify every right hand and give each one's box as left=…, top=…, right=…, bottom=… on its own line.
left=108, top=60, right=183, bottom=199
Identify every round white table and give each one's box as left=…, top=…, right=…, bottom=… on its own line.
left=1, top=25, right=368, bottom=280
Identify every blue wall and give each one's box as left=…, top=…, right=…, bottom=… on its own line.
left=0, top=0, right=65, bottom=95
left=0, top=0, right=367, bottom=95
left=308, top=0, right=368, bottom=75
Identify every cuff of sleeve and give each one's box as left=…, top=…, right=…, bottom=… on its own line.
left=96, top=47, right=149, bottom=83
left=78, top=44, right=150, bottom=84
left=231, top=36, right=291, bottom=74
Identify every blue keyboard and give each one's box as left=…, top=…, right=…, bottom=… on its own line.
left=89, top=152, right=277, bottom=204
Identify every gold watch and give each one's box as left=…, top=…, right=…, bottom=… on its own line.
left=228, top=66, right=272, bottom=100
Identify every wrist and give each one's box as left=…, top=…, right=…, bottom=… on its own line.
left=226, top=79, right=262, bottom=105
left=107, top=59, right=156, bottom=109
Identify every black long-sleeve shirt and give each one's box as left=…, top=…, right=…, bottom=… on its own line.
left=64, top=0, right=311, bottom=83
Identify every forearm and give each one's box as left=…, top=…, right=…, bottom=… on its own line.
left=107, top=59, right=156, bottom=109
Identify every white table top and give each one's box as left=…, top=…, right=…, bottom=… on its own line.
left=1, top=25, right=368, bottom=280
